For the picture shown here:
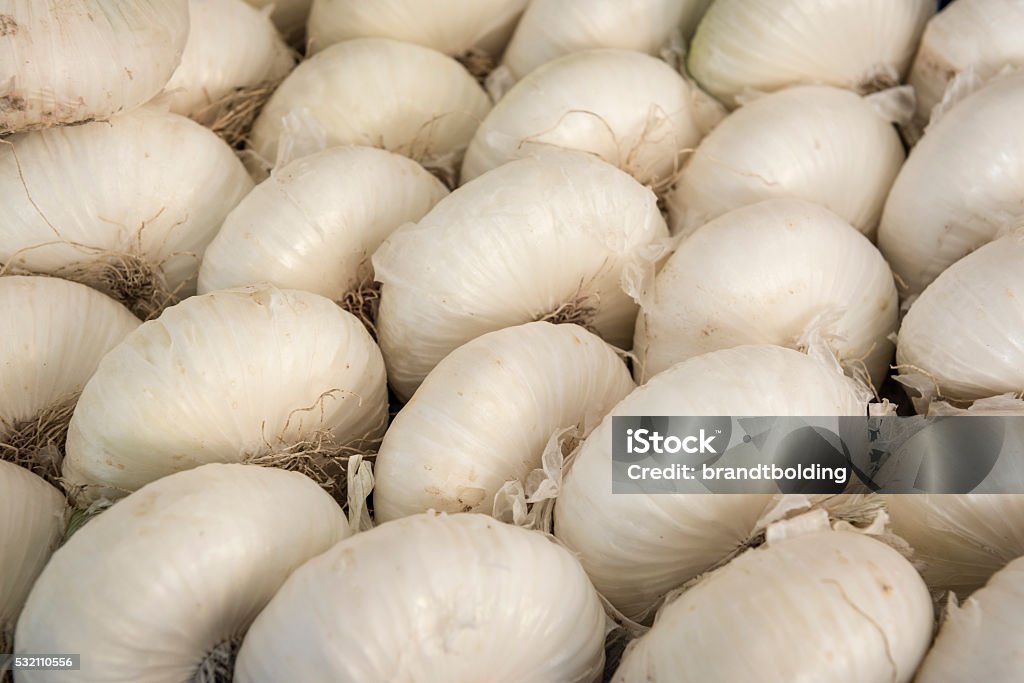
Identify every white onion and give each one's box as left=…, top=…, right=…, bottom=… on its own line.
left=161, top=0, right=294, bottom=122
left=0, top=1, right=190, bottom=134
left=14, top=464, right=347, bottom=683
left=243, top=0, right=310, bottom=43
left=499, top=0, right=713, bottom=82
left=198, top=145, right=448, bottom=303
left=250, top=38, right=492, bottom=177
left=688, top=0, right=934, bottom=108
left=62, top=286, right=388, bottom=500
left=878, top=73, right=1024, bottom=296
left=234, top=512, right=607, bottom=682
left=373, top=150, right=668, bottom=401
left=462, top=48, right=722, bottom=190
left=0, top=461, right=66, bottom=656
left=0, top=108, right=253, bottom=319
left=896, top=234, right=1024, bottom=408
left=915, top=554, right=1024, bottom=682
left=612, top=511, right=933, bottom=682
left=373, top=322, right=634, bottom=522
left=555, top=345, right=873, bottom=621
left=634, top=199, right=897, bottom=388
left=667, top=85, right=905, bottom=238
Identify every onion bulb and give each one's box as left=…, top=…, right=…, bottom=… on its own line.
left=373, top=322, right=634, bottom=522
left=0, top=461, right=66, bottom=658
left=250, top=38, right=492, bottom=179
left=688, top=0, right=934, bottom=108
left=373, top=150, right=668, bottom=401
left=634, top=199, right=897, bottom=389
left=878, top=72, right=1024, bottom=296
left=667, top=86, right=905, bottom=238
left=234, top=512, right=607, bottom=682
left=612, top=511, right=933, bottom=682
left=62, top=286, right=388, bottom=501
left=462, top=48, right=722, bottom=190
left=0, top=1, right=190, bottom=134
left=14, top=463, right=347, bottom=683
left=0, top=108, right=253, bottom=319
left=243, top=0, right=310, bottom=43
left=555, top=344, right=873, bottom=622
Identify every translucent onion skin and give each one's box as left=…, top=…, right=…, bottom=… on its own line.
left=234, top=513, right=607, bottom=683
left=15, top=464, right=348, bottom=683
left=198, top=146, right=449, bottom=300
left=667, top=86, right=905, bottom=238
left=250, top=38, right=492, bottom=171
left=0, top=0, right=190, bottom=134
left=373, top=322, right=635, bottom=521
left=555, top=345, right=871, bottom=622
left=373, top=151, right=668, bottom=401
left=688, top=0, right=934, bottom=108
left=896, top=235, right=1024, bottom=406
left=63, top=286, right=388, bottom=498
left=878, top=73, right=1024, bottom=295
left=915, top=554, right=1024, bottom=682
left=612, top=525, right=933, bottom=682
left=462, top=49, right=718, bottom=189
left=634, top=199, right=897, bottom=388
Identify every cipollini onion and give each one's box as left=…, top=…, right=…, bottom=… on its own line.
left=373, top=150, right=668, bottom=401
left=0, top=277, right=139, bottom=482
left=633, top=199, right=897, bottom=389
left=0, top=461, right=66, bottom=658
left=198, top=145, right=448, bottom=312
left=373, top=322, right=635, bottom=522
left=249, top=38, right=492, bottom=179
left=14, top=464, right=348, bottom=683
left=914, top=554, right=1024, bottom=682
left=612, top=511, right=933, bottom=682
left=462, top=48, right=723, bottom=191
left=0, top=108, right=253, bottom=319
left=688, top=0, right=934, bottom=108
left=62, top=286, right=388, bottom=500
left=243, top=0, right=310, bottom=44
left=878, top=72, right=1024, bottom=296
left=555, top=344, right=873, bottom=622
left=0, top=1, right=190, bottom=134
left=234, top=512, right=607, bottom=683
left=896, top=233, right=1024, bottom=409
left=667, top=85, right=906, bottom=238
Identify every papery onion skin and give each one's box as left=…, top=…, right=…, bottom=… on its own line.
left=0, top=0, right=190, bottom=134
left=62, top=286, right=388, bottom=498
left=14, top=464, right=348, bottom=683
left=373, top=322, right=634, bottom=521
left=198, top=146, right=448, bottom=301
left=373, top=150, right=668, bottom=401
left=234, top=512, right=607, bottom=683
left=688, top=0, right=934, bottom=108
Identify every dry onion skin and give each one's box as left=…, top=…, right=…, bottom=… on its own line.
left=0, top=108, right=254, bottom=319
left=667, top=85, right=905, bottom=238
left=249, top=37, right=492, bottom=178
left=14, top=464, right=348, bottom=683
left=633, top=199, right=897, bottom=389
left=62, top=286, right=388, bottom=501
left=373, top=322, right=635, bottom=522
left=373, top=150, right=668, bottom=401
left=198, top=145, right=448, bottom=312
left=462, top=48, right=722, bottom=191
left=555, top=345, right=873, bottom=622
left=687, top=0, right=934, bottom=108
left=878, top=73, right=1024, bottom=296
left=0, top=460, right=66, bottom=658
left=612, top=513, right=933, bottom=682
left=234, top=512, right=607, bottom=683
left=243, top=0, right=311, bottom=44
left=0, top=0, right=189, bottom=134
